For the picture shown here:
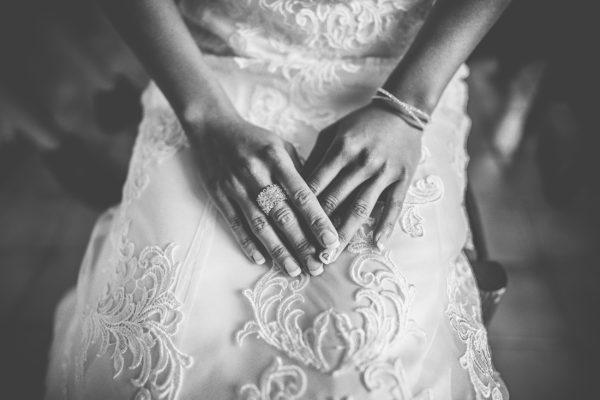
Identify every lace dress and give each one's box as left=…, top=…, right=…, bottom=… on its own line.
left=45, top=1, right=509, bottom=399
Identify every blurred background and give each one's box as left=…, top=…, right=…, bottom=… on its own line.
left=0, top=0, right=598, bottom=398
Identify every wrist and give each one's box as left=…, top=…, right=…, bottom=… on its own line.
left=379, top=83, right=439, bottom=116
left=179, top=96, right=242, bottom=134
left=371, top=89, right=430, bottom=131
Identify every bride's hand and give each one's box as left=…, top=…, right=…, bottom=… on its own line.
left=304, top=103, right=423, bottom=263
left=183, top=112, right=339, bottom=277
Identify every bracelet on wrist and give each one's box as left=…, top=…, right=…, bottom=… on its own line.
left=372, top=88, right=431, bottom=131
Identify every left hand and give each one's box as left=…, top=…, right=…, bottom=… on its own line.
left=303, top=102, right=423, bottom=264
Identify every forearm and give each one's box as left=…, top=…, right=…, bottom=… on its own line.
left=97, top=0, right=236, bottom=126
left=383, top=0, right=511, bottom=114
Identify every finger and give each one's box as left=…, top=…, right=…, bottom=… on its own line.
left=302, top=125, right=337, bottom=177
left=284, top=141, right=304, bottom=171
left=226, top=177, right=305, bottom=277
left=304, top=141, right=346, bottom=197
left=318, top=163, right=371, bottom=216
left=272, top=153, right=340, bottom=251
left=374, top=179, right=410, bottom=250
left=321, top=178, right=387, bottom=264
left=268, top=199, right=325, bottom=277
left=211, top=186, right=266, bottom=265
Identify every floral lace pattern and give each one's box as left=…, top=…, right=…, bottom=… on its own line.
left=239, top=357, right=307, bottom=400
left=80, top=107, right=191, bottom=400
left=81, top=244, right=193, bottom=400
left=233, top=56, right=361, bottom=129
left=237, top=218, right=425, bottom=396
left=400, top=175, right=445, bottom=238
left=223, top=0, right=429, bottom=59
left=446, top=254, right=506, bottom=400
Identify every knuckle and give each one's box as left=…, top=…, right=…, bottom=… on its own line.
left=320, top=195, right=339, bottom=213
left=228, top=215, right=244, bottom=231
left=351, top=199, right=370, bottom=219
left=270, top=245, right=287, bottom=259
left=292, top=188, right=312, bottom=206
left=294, top=239, right=313, bottom=254
left=339, top=144, right=357, bottom=160
left=239, top=237, right=255, bottom=252
left=250, top=216, right=268, bottom=233
left=310, top=216, right=327, bottom=231
left=306, top=180, right=319, bottom=194
left=260, top=143, right=285, bottom=165
left=272, top=207, right=294, bottom=226
left=359, top=151, right=383, bottom=172
left=338, top=134, right=355, bottom=152
left=376, top=160, right=392, bottom=176
left=236, top=157, right=259, bottom=178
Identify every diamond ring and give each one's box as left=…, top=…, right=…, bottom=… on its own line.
left=256, top=184, right=287, bottom=215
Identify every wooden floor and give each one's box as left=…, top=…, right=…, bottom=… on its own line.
left=1, top=66, right=599, bottom=399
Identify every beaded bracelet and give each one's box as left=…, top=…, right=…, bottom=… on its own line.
left=372, top=88, right=431, bottom=131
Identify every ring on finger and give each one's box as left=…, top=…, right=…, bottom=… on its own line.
left=256, top=184, right=288, bottom=215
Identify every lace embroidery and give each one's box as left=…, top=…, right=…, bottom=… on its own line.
left=446, top=253, right=506, bottom=400
left=80, top=106, right=192, bottom=400
left=237, top=219, right=424, bottom=396
left=400, top=175, right=445, bottom=238
left=234, top=56, right=358, bottom=129
left=253, top=0, right=413, bottom=50
left=124, top=108, right=189, bottom=202
left=240, top=357, right=307, bottom=400
left=362, top=359, right=432, bottom=400
left=82, top=244, right=193, bottom=400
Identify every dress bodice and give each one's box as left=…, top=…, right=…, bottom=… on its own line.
left=179, top=0, right=435, bottom=61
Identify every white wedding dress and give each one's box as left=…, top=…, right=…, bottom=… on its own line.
left=45, top=1, right=508, bottom=399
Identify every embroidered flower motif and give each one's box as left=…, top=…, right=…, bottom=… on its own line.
left=363, top=359, right=432, bottom=400
left=400, top=175, right=445, bottom=238
left=82, top=244, right=192, bottom=400
left=239, top=357, right=307, bottom=400
left=124, top=108, right=189, bottom=202
left=446, top=253, right=507, bottom=400
left=249, top=0, right=422, bottom=53
left=237, top=219, right=424, bottom=395
left=233, top=56, right=356, bottom=131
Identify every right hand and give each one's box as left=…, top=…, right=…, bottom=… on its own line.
left=183, top=112, right=339, bottom=277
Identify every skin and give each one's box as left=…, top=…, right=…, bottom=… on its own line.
left=97, top=0, right=511, bottom=274
left=305, top=0, right=512, bottom=263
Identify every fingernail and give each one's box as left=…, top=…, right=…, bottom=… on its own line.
left=306, top=257, right=324, bottom=276
left=330, top=245, right=345, bottom=263
left=320, top=230, right=339, bottom=247
left=319, top=249, right=337, bottom=264
left=252, top=251, right=265, bottom=265
left=310, top=265, right=324, bottom=276
left=284, top=260, right=301, bottom=277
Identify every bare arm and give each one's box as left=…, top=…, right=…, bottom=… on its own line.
left=97, top=0, right=233, bottom=124
left=305, top=0, right=511, bottom=262
left=97, top=0, right=339, bottom=276
left=383, top=0, right=512, bottom=113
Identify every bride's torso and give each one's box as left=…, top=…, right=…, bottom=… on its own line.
left=178, top=0, right=435, bottom=60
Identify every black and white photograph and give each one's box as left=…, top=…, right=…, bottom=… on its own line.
left=1, top=0, right=598, bottom=399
